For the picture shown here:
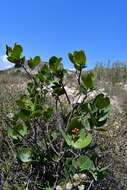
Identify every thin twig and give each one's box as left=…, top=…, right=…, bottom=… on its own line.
left=61, top=81, right=71, bottom=104
left=53, top=153, right=65, bottom=189
left=77, top=69, right=82, bottom=85
left=26, top=164, right=33, bottom=189
left=22, top=65, right=32, bottom=79
left=87, top=180, right=94, bottom=190
left=33, top=171, right=39, bottom=190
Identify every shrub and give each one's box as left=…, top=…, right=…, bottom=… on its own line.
left=5, top=43, right=111, bottom=189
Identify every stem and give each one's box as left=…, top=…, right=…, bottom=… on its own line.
left=22, top=64, right=38, bottom=85
left=33, top=171, right=39, bottom=190
left=87, top=180, right=94, bottom=190
left=50, top=141, right=60, bottom=156
left=46, top=125, right=60, bottom=156
left=4, top=119, right=24, bottom=139
left=61, top=81, right=71, bottom=104
left=65, top=103, right=79, bottom=131
left=22, top=65, right=32, bottom=79
left=78, top=69, right=82, bottom=85
left=82, top=93, right=87, bottom=104
left=53, top=152, right=65, bottom=189
left=55, top=97, right=58, bottom=111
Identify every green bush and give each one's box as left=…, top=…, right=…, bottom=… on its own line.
left=5, top=43, right=111, bottom=189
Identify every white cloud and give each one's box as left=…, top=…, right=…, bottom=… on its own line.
left=0, top=55, right=14, bottom=70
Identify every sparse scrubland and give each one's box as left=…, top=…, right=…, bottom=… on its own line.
left=0, top=44, right=127, bottom=190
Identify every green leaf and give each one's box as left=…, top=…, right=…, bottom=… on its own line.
left=62, top=129, right=92, bottom=149
left=68, top=53, right=74, bottom=63
left=16, top=95, right=34, bottom=111
left=8, top=123, right=27, bottom=140
left=96, top=118, right=107, bottom=127
left=71, top=130, right=92, bottom=149
left=16, top=109, right=31, bottom=121
left=41, top=64, right=50, bottom=74
left=94, top=94, right=110, bottom=109
left=67, top=117, right=82, bottom=133
left=59, top=128, right=72, bottom=146
left=18, top=148, right=33, bottom=162
left=20, top=56, right=25, bottom=64
left=64, top=158, right=76, bottom=177
left=98, top=113, right=109, bottom=122
left=81, top=72, right=96, bottom=90
left=49, top=56, right=65, bottom=79
left=39, top=64, right=53, bottom=83
left=80, top=83, right=87, bottom=94
left=43, top=107, right=53, bottom=121
left=53, top=87, right=65, bottom=96
left=13, top=44, right=23, bottom=58
left=74, top=50, right=86, bottom=65
left=81, top=117, right=91, bottom=130
left=73, top=155, right=95, bottom=171
left=68, top=50, right=86, bottom=70
left=52, top=81, right=65, bottom=96
left=28, top=56, right=41, bottom=69
left=36, top=73, right=45, bottom=82
left=49, top=56, right=62, bottom=71
left=27, top=82, right=36, bottom=96
left=6, top=45, right=12, bottom=56
left=62, top=133, right=72, bottom=146
left=31, top=110, right=42, bottom=118
left=6, top=43, right=23, bottom=65
left=97, top=107, right=111, bottom=123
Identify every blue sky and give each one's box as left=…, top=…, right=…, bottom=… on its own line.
left=0, top=0, right=127, bottom=70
